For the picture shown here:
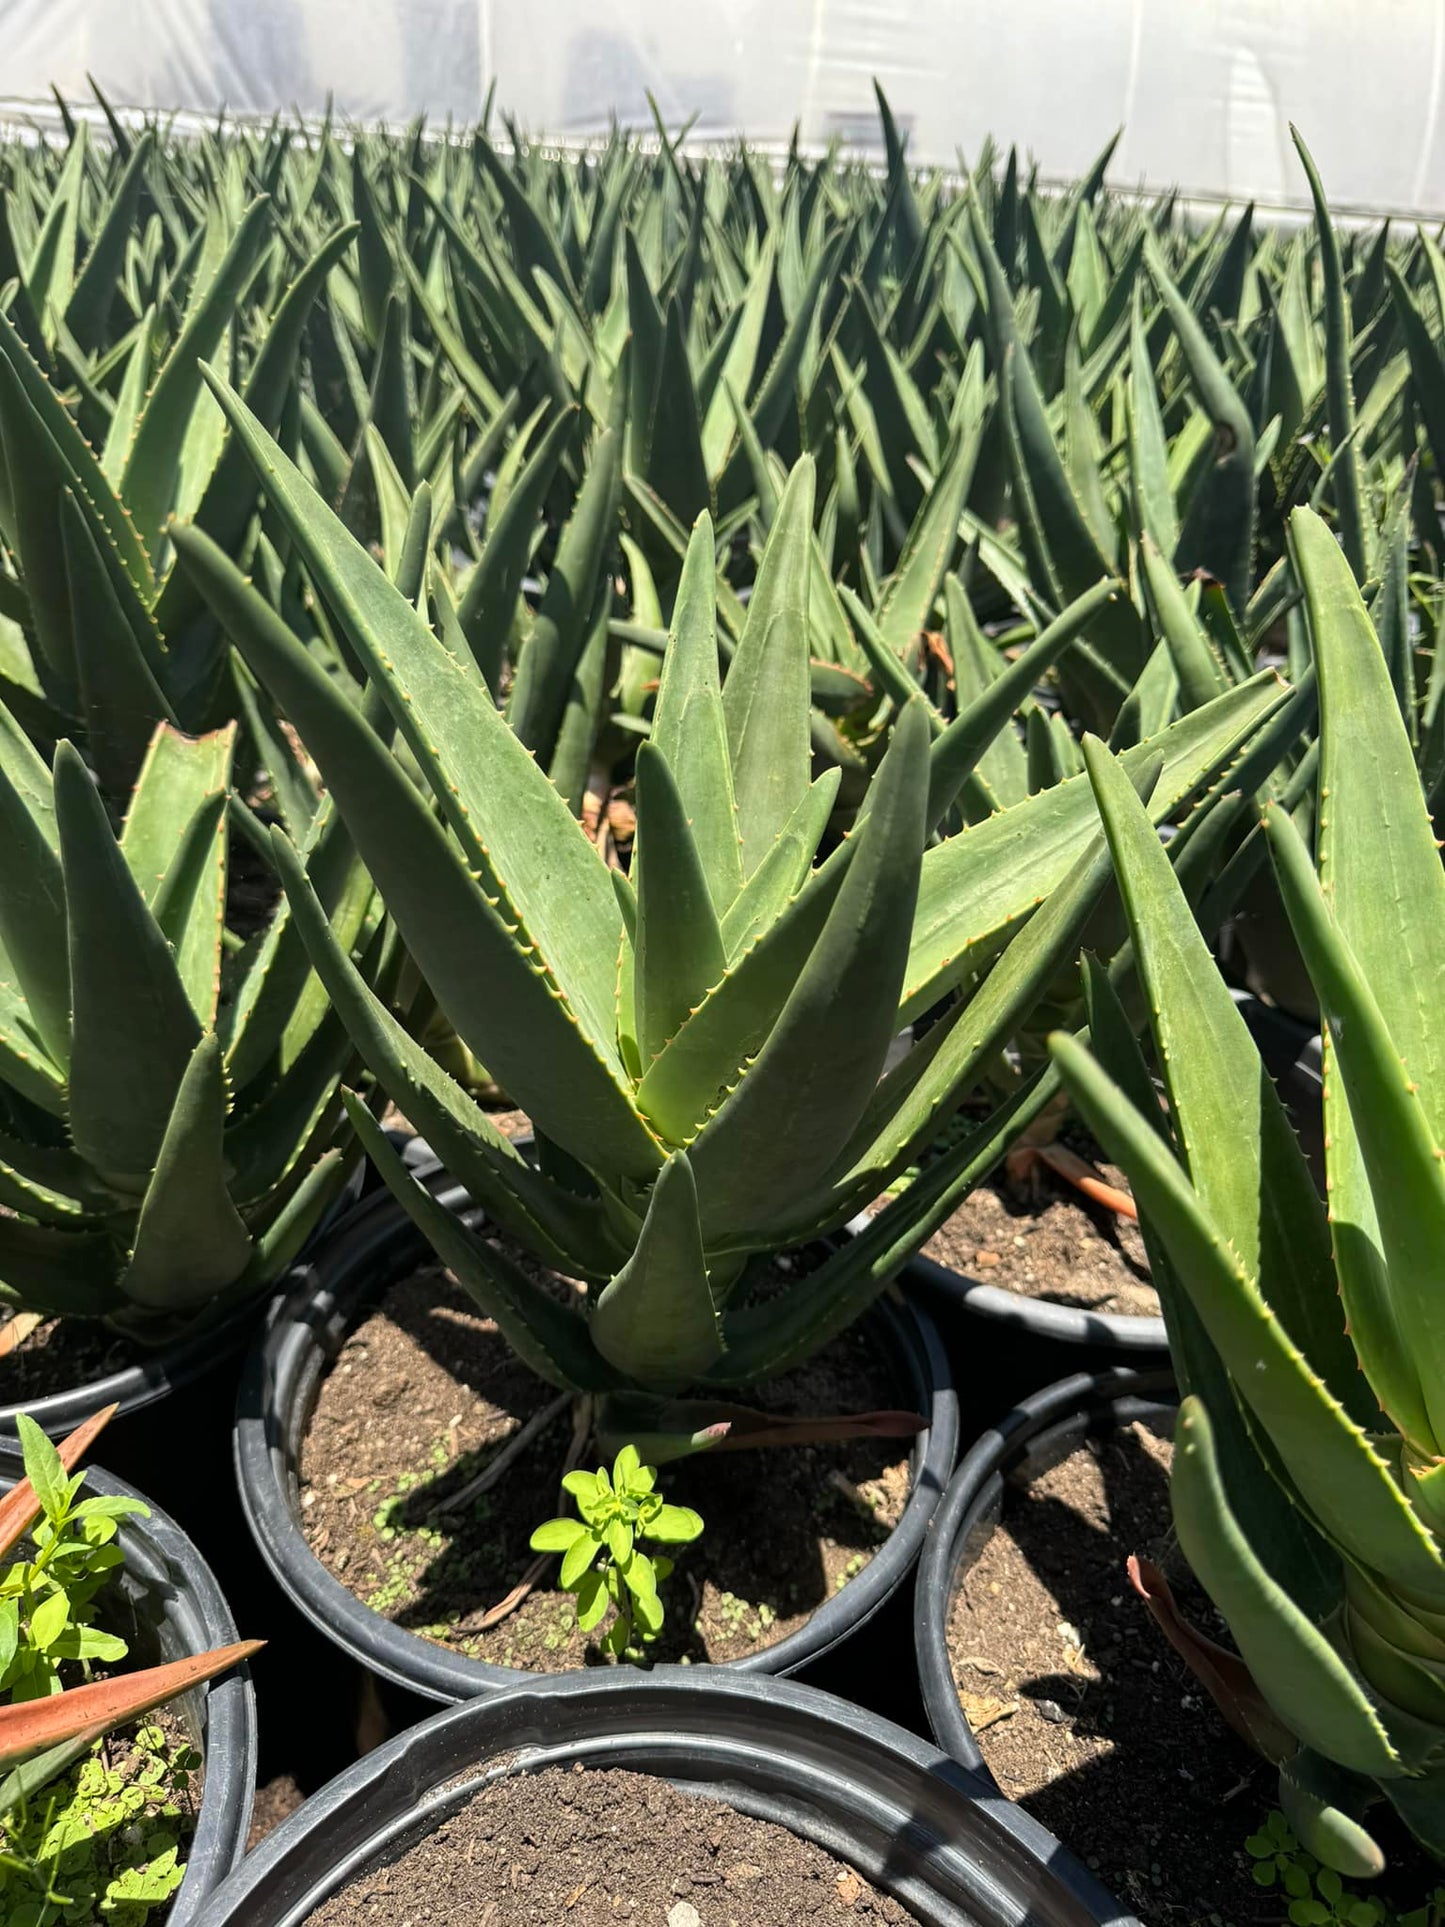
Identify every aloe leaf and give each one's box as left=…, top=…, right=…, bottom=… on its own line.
left=270, top=827, right=613, bottom=1277
left=872, top=425, right=975, bottom=655
left=366, top=287, right=415, bottom=491
left=1127, top=286, right=1180, bottom=553
left=0, top=720, right=69, bottom=1068
left=1390, top=264, right=1445, bottom=487
left=647, top=298, right=709, bottom=526
left=173, top=525, right=659, bottom=1181
left=1138, top=534, right=1226, bottom=712
left=118, top=1034, right=251, bottom=1310
left=62, top=491, right=173, bottom=798
left=1145, top=232, right=1255, bottom=610
left=1292, top=130, right=1364, bottom=581
left=233, top=1146, right=348, bottom=1293
left=1293, top=506, right=1445, bottom=1436
left=65, top=131, right=152, bottom=354
left=943, top=575, right=1029, bottom=804
left=190, top=374, right=634, bottom=1072
left=506, top=425, right=620, bottom=760
left=633, top=745, right=727, bottom=1068
left=1371, top=486, right=1415, bottom=741
left=121, top=723, right=232, bottom=1031
left=59, top=742, right=200, bottom=1191
left=0, top=309, right=152, bottom=601
left=1082, top=952, right=1343, bottom=1617
left=840, top=582, right=945, bottom=727
left=722, top=458, right=814, bottom=877
left=350, top=149, right=393, bottom=344
left=927, top=577, right=1119, bottom=832
left=701, top=236, right=775, bottom=474
left=591, top=1153, right=722, bottom=1383
left=1268, top=805, right=1445, bottom=1449
left=905, top=676, right=1287, bottom=1020
left=772, top=792, right=1129, bottom=1247
left=718, top=770, right=840, bottom=960
left=635, top=812, right=849, bottom=1147
left=548, top=581, right=612, bottom=817
left=456, top=405, right=576, bottom=693
left=715, top=1065, right=1056, bottom=1378
left=474, top=136, right=577, bottom=308
left=1052, top=1032, right=1445, bottom=1602
left=650, top=511, right=742, bottom=916
left=688, top=701, right=928, bottom=1236
left=0, top=1640, right=263, bottom=1771
left=26, top=126, right=86, bottom=331
left=736, top=230, right=848, bottom=470
left=1078, top=735, right=1366, bottom=1415
left=121, top=195, right=273, bottom=559
left=1169, top=1398, right=1400, bottom=1779
left=345, top=1096, right=617, bottom=1394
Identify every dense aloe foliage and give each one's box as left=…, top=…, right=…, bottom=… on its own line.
left=9, top=82, right=1445, bottom=1879
left=1053, top=514, right=1445, bottom=1877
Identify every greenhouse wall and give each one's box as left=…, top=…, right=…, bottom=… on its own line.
left=3, top=0, right=1443, bottom=217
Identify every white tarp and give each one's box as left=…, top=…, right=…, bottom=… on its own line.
left=3, top=0, right=1443, bottom=218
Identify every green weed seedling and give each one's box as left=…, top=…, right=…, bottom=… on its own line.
left=531, top=1445, right=702, bottom=1657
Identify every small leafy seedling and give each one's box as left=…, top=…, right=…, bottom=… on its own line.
left=1245, top=1811, right=1445, bottom=1927
left=0, top=1415, right=150, bottom=1704
left=530, top=1445, right=703, bottom=1657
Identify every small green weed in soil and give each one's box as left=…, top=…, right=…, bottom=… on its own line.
left=1244, top=1812, right=1445, bottom=1927
left=0, top=1723, right=198, bottom=1926
left=0, top=1417, right=201, bottom=1924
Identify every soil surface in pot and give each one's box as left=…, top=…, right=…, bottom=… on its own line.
left=0, top=1311, right=151, bottom=1404
left=298, top=1257, right=913, bottom=1670
left=945, top=1421, right=1442, bottom=1919
left=908, top=1160, right=1154, bottom=1318
left=249, top=1774, right=306, bottom=1851
left=305, top=1762, right=915, bottom=1925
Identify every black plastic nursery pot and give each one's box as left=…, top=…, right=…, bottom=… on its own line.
left=902, top=1247, right=1169, bottom=1367
left=0, top=1440, right=257, bottom=1927
left=190, top=1669, right=1132, bottom=1927
left=0, top=1160, right=367, bottom=1446
left=913, top=1369, right=1178, bottom=1927
left=234, top=1174, right=959, bottom=1704
left=0, top=1297, right=266, bottom=1443
left=901, top=997, right=1324, bottom=1394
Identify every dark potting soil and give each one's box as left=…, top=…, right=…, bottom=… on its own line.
left=304, top=1762, right=915, bottom=1925
left=915, top=1167, right=1155, bottom=1318
left=249, top=1774, right=306, bottom=1851
left=299, top=1259, right=913, bottom=1670
left=0, top=1311, right=150, bottom=1405
left=945, top=1422, right=1444, bottom=1921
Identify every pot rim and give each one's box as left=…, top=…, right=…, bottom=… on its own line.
left=912, top=1367, right=1178, bottom=1927
left=0, top=1160, right=367, bottom=1438
left=191, top=1666, right=1135, bottom=1927
left=903, top=1251, right=1170, bottom=1350
left=234, top=1168, right=958, bottom=1701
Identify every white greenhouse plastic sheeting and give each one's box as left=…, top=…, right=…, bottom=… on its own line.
left=4, top=0, right=1445, bottom=218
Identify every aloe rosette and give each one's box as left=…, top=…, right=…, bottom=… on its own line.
left=0, top=706, right=380, bottom=1336
left=1051, top=508, right=1445, bottom=1876
left=174, top=360, right=1291, bottom=1456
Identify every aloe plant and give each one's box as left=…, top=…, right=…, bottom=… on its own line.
left=0, top=708, right=380, bottom=1337
left=169, top=345, right=1297, bottom=1453
left=1050, top=508, right=1445, bottom=1877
